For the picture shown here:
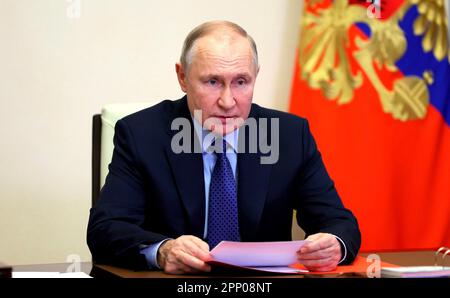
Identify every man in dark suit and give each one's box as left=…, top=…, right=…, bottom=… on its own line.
left=87, top=20, right=361, bottom=274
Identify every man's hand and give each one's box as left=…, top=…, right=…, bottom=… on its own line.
left=297, top=233, right=342, bottom=272
left=157, top=235, right=211, bottom=274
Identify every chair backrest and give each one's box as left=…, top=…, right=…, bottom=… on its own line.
left=92, top=114, right=102, bottom=207
left=92, top=103, right=155, bottom=206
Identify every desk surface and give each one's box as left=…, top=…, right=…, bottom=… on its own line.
left=94, top=250, right=439, bottom=278
left=13, top=262, right=93, bottom=275
left=10, top=250, right=439, bottom=278
left=360, top=250, right=440, bottom=266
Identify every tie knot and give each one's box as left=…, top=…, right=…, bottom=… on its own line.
left=220, top=138, right=227, bottom=154
left=208, top=138, right=229, bottom=155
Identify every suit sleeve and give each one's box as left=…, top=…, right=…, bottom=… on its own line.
left=87, top=119, right=167, bottom=270
left=294, top=120, right=361, bottom=264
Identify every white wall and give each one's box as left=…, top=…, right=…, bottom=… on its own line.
left=0, top=0, right=302, bottom=265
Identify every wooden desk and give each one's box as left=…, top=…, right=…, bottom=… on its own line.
left=5, top=251, right=448, bottom=296
left=5, top=252, right=448, bottom=297
left=91, top=264, right=319, bottom=278
left=8, top=250, right=439, bottom=278
left=91, top=250, right=439, bottom=278
left=360, top=250, right=438, bottom=266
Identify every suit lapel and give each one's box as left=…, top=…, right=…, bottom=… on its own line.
left=237, top=105, right=273, bottom=241
left=163, top=99, right=273, bottom=240
left=164, top=97, right=205, bottom=238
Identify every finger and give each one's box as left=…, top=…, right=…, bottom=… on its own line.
left=186, top=238, right=210, bottom=260
left=164, top=260, right=196, bottom=275
left=297, top=243, right=339, bottom=260
left=299, top=255, right=333, bottom=267
left=299, top=255, right=339, bottom=270
left=163, top=251, right=194, bottom=274
left=304, top=233, right=321, bottom=242
left=180, top=235, right=209, bottom=255
left=176, top=250, right=211, bottom=272
left=298, top=255, right=340, bottom=267
left=189, top=236, right=210, bottom=251
left=164, top=237, right=211, bottom=273
left=300, top=236, right=336, bottom=254
left=166, top=251, right=210, bottom=275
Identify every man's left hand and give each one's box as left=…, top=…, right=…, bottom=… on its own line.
left=296, top=233, right=342, bottom=272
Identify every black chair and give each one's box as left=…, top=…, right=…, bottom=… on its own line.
left=92, top=114, right=102, bottom=207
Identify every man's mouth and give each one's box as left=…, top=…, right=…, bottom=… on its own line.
left=210, top=115, right=234, bottom=124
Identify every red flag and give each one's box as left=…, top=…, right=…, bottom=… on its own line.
left=290, top=0, right=450, bottom=251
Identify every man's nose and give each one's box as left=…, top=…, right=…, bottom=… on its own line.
left=218, top=86, right=236, bottom=110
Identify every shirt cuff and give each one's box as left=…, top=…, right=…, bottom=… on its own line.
left=332, top=234, right=347, bottom=264
left=140, top=239, right=170, bottom=269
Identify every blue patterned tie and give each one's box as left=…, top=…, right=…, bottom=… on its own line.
left=207, top=138, right=240, bottom=249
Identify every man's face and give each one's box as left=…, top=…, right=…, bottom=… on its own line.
left=176, top=34, right=259, bottom=135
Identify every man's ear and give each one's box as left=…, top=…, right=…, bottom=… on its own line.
left=175, top=63, right=187, bottom=93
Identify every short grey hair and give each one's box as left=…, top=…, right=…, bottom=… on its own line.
left=180, top=20, right=259, bottom=71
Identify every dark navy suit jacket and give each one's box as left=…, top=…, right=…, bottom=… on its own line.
left=87, top=96, right=361, bottom=269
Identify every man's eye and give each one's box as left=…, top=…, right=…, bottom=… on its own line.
left=236, top=79, right=247, bottom=86
left=208, top=79, right=217, bottom=85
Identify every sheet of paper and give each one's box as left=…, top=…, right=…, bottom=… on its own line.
left=12, top=271, right=92, bottom=278
left=12, top=272, right=61, bottom=278
left=381, top=266, right=450, bottom=278
left=58, top=272, right=92, bottom=278
left=209, top=240, right=309, bottom=267
left=246, top=266, right=308, bottom=274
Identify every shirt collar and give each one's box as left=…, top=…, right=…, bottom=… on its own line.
left=191, top=115, right=239, bottom=153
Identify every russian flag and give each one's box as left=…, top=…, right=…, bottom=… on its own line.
left=290, top=0, right=450, bottom=251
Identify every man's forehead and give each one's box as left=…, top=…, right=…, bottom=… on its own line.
left=198, top=71, right=253, bottom=79
left=187, top=32, right=257, bottom=74
left=195, top=33, right=252, bottom=54
left=193, top=40, right=253, bottom=66
left=193, top=53, right=256, bottom=77
left=197, top=49, right=253, bottom=64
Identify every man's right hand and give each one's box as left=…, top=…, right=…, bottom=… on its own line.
left=157, top=235, right=212, bottom=274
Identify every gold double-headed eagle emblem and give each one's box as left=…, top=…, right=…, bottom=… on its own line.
left=299, top=0, right=450, bottom=121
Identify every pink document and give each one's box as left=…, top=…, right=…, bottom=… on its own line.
left=207, top=241, right=310, bottom=274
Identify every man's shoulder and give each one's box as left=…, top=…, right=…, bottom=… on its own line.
left=119, top=97, right=187, bottom=128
